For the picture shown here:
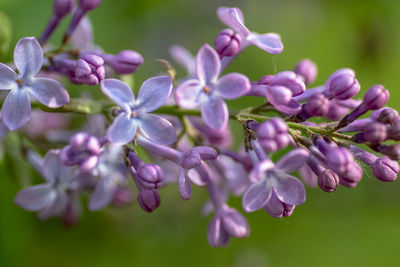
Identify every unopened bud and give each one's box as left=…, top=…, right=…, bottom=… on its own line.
left=318, top=169, right=339, bottom=192
left=137, top=189, right=161, bottom=213
left=214, top=29, right=242, bottom=58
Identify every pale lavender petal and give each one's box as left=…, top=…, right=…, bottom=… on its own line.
left=101, top=79, right=134, bottom=112
left=136, top=76, right=173, bottom=112
left=221, top=208, right=250, bottom=238
left=178, top=168, right=191, bottom=200
left=42, top=150, right=67, bottom=183
left=2, top=88, right=31, bottom=131
left=248, top=159, right=274, bottom=183
left=174, top=79, right=203, bottom=108
left=27, top=78, right=69, bottom=108
left=266, top=85, right=292, bottom=105
left=169, top=45, right=196, bottom=75
left=299, top=164, right=318, bottom=187
left=14, top=37, right=43, bottom=78
left=196, top=44, right=220, bottom=84
left=38, top=190, right=68, bottom=220
left=247, top=33, right=284, bottom=54
left=70, top=16, right=94, bottom=50
left=138, top=114, right=177, bottom=145
left=201, top=97, right=228, bottom=130
left=273, top=173, right=305, bottom=205
left=242, top=179, right=272, bottom=212
left=217, top=7, right=249, bottom=37
left=89, top=176, right=117, bottom=211
left=0, top=63, right=17, bottom=90
left=207, top=215, right=230, bottom=247
left=14, top=184, right=56, bottom=211
left=274, top=99, right=301, bottom=115
left=107, top=113, right=137, bottom=144
left=276, top=148, right=309, bottom=173
left=217, top=73, right=250, bottom=99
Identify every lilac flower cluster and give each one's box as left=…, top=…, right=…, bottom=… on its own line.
left=1, top=2, right=399, bottom=247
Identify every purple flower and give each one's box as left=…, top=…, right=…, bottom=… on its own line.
left=0, top=37, right=69, bottom=130
left=169, top=45, right=196, bottom=77
left=217, top=7, right=283, bottom=54
left=242, top=149, right=309, bottom=214
left=175, top=44, right=250, bottom=130
left=249, top=119, right=291, bottom=153
left=101, top=76, right=177, bottom=145
left=14, top=150, right=75, bottom=219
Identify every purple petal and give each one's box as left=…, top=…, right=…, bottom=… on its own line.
left=273, top=173, right=305, bottom=205
left=101, top=79, right=134, bottom=112
left=70, top=16, right=94, bottom=50
left=207, top=215, right=230, bottom=247
left=178, top=168, right=191, bottom=200
left=221, top=208, right=250, bottom=238
left=0, top=63, right=17, bottom=90
left=266, top=85, right=292, bottom=105
left=276, top=148, right=309, bottom=173
left=242, top=179, right=272, bottom=212
left=263, top=191, right=285, bottom=218
left=136, top=76, right=173, bottom=112
left=217, top=73, right=250, bottom=99
left=169, top=45, right=196, bottom=75
left=274, top=99, right=301, bottom=115
left=217, top=7, right=249, bottom=37
left=248, top=159, right=274, bottom=183
left=138, top=114, right=177, bottom=145
left=174, top=79, right=203, bottom=108
left=38, top=191, right=68, bottom=220
left=42, top=150, right=63, bottom=182
left=27, top=78, right=69, bottom=108
left=196, top=44, right=220, bottom=84
left=201, top=97, right=228, bottom=130
left=14, top=184, right=56, bottom=211
left=2, top=88, right=31, bottom=131
left=89, top=175, right=117, bottom=211
left=187, top=168, right=208, bottom=186
left=247, top=33, right=284, bottom=54
left=14, top=37, right=43, bottom=78
left=107, top=113, right=137, bottom=144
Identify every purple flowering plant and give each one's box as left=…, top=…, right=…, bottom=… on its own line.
left=1, top=1, right=400, bottom=247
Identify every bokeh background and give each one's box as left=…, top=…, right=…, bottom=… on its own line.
left=1, top=0, right=400, bottom=266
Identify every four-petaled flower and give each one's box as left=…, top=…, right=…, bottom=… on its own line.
left=217, top=7, right=284, bottom=54
left=242, top=149, right=309, bottom=216
left=0, top=37, right=70, bottom=130
left=101, top=76, right=177, bottom=145
left=175, top=44, right=250, bottom=130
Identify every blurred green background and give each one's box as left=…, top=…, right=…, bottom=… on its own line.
left=1, top=0, right=400, bottom=266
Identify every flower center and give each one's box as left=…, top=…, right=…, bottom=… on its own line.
left=130, top=112, right=137, bottom=117
left=203, top=86, right=210, bottom=94
left=17, top=79, right=23, bottom=85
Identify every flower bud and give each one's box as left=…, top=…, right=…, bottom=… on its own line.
left=363, top=85, right=389, bottom=110
left=112, top=187, right=134, bottom=207
left=111, top=50, right=143, bottom=74
left=220, top=208, right=250, bottom=238
left=214, top=29, right=242, bottom=58
left=294, top=59, right=317, bottom=85
left=74, top=54, right=105, bottom=85
left=318, top=169, right=339, bottom=192
left=339, top=163, right=363, bottom=187
left=376, top=108, right=398, bottom=124
left=79, top=0, right=101, bottom=11
left=388, top=120, right=400, bottom=141
left=372, top=156, right=399, bottom=182
left=137, top=189, right=161, bottom=213
left=263, top=191, right=295, bottom=218
left=326, top=68, right=360, bottom=100
left=376, top=144, right=400, bottom=161
left=137, top=164, right=163, bottom=189
left=295, top=93, right=329, bottom=121
left=269, top=71, right=305, bottom=96
left=351, top=122, right=387, bottom=144
left=54, top=0, right=74, bottom=17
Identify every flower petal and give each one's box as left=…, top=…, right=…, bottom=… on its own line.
left=266, top=85, right=292, bottom=105
left=42, top=150, right=63, bottom=182
left=201, top=97, right=228, bottom=130
left=14, top=37, right=43, bottom=79
left=174, top=79, right=203, bottom=108
left=38, top=190, right=68, bottom=220
left=27, top=78, right=69, bottom=108
left=263, top=191, right=285, bottom=218
left=0, top=63, right=18, bottom=90
left=14, top=184, right=56, bottom=211
left=217, top=7, right=249, bottom=37
left=274, top=99, right=301, bottom=115
left=242, top=179, right=272, bottom=212
left=196, top=44, right=220, bottom=84
left=107, top=112, right=137, bottom=145
left=101, top=79, right=134, bottom=112
left=207, top=215, right=230, bottom=247
left=276, top=148, right=309, bottom=173
left=221, top=208, right=250, bottom=238
left=178, top=168, right=191, bottom=200
left=217, top=73, right=250, bottom=99
left=247, top=33, right=284, bottom=54
left=273, top=173, right=306, bottom=205
left=2, top=88, right=31, bottom=131
left=137, top=114, right=177, bottom=145
left=136, top=76, right=173, bottom=112
left=89, top=175, right=117, bottom=211
left=169, top=45, right=196, bottom=75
